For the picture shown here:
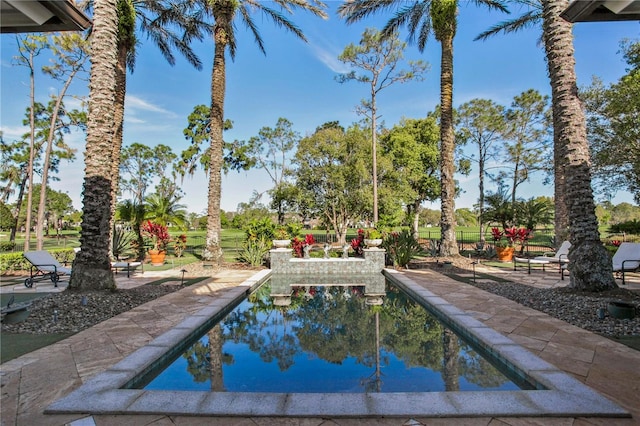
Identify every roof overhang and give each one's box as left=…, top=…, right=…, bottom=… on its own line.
left=561, top=0, right=640, bottom=22
left=1, top=0, right=91, bottom=33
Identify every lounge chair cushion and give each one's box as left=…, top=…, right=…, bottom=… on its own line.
left=612, top=242, right=640, bottom=271
left=23, top=250, right=71, bottom=274
left=533, top=240, right=571, bottom=263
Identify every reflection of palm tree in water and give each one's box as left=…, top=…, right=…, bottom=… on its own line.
left=208, top=324, right=224, bottom=391
left=442, top=328, right=460, bottom=391
left=362, top=310, right=383, bottom=392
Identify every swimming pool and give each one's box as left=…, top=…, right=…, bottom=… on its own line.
left=131, top=275, right=525, bottom=393
left=46, top=268, right=628, bottom=418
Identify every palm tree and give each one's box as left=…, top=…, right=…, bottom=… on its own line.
left=144, top=192, right=188, bottom=230
left=116, top=199, right=146, bottom=260
left=107, top=0, right=210, bottom=236
left=338, top=0, right=509, bottom=257
left=196, top=0, right=327, bottom=264
left=69, top=0, right=119, bottom=291
left=475, top=0, right=616, bottom=291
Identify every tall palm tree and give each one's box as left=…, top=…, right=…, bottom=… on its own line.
left=196, top=0, right=327, bottom=264
left=475, top=0, right=616, bottom=291
left=475, top=0, right=569, bottom=246
left=338, top=0, right=509, bottom=257
left=69, top=0, right=119, bottom=291
left=108, top=0, right=210, bottom=239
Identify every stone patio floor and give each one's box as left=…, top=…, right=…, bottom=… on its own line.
left=1, top=264, right=639, bottom=426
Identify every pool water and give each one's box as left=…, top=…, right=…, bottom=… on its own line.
left=136, top=280, right=523, bottom=393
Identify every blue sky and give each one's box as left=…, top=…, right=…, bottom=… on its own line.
left=1, top=2, right=638, bottom=216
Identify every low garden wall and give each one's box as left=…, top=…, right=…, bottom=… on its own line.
left=269, top=248, right=385, bottom=275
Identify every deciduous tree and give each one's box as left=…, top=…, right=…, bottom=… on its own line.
left=583, top=41, right=640, bottom=204
left=381, top=117, right=440, bottom=236
left=294, top=123, right=371, bottom=244
left=339, top=0, right=509, bottom=256
left=337, top=28, right=428, bottom=225
left=456, top=98, right=506, bottom=244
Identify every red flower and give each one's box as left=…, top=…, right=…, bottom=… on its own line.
left=141, top=220, right=171, bottom=251
left=292, top=234, right=316, bottom=258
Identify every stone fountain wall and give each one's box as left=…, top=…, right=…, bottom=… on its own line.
left=269, top=248, right=385, bottom=275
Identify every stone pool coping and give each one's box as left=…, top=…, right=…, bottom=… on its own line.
left=45, top=268, right=629, bottom=419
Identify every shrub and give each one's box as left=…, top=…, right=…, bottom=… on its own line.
left=237, top=236, right=270, bottom=267
left=173, top=234, right=187, bottom=257
left=243, top=218, right=276, bottom=241
left=383, top=230, right=425, bottom=268
left=351, top=229, right=365, bottom=256
left=0, top=241, right=16, bottom=252
left=292, top=234, right=315, bottom=258
left=609, top=220, right=640, bottom=235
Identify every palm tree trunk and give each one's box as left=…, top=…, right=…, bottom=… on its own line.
left=541, top=0, right=615, bottom=291
left=438, top=31, right=458, bottom=256
left=109, top=44, right=128, bottom=257
left=202, top=16, right=228, bottom=264
left=553, top=132, right=569, bottom=244
left=69, top=0, right=119, bottom=291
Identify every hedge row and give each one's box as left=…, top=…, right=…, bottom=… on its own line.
left=0, top=249, right=76, bottom=274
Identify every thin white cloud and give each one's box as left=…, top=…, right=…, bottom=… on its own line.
left=307, top=40, right=352, bottom=74
left=125, top=115, right=146, bottom=124
left=0, top=125, right=28, bottom=141
left=125, top=95, right=178, bottom=118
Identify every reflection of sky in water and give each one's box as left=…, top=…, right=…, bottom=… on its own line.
left=144, top=284, right=521, bottom=393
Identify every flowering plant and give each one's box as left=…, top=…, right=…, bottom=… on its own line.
left=351, top=229, right=365, bottom=256
left=141, top=220, right=171, bottom=252
left=491, top=226, right=532, bottom=250
left=173, top=234, right=187, bottom=257
left=292, top=234, right=315, bottom=258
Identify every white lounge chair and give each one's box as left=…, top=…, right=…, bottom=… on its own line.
left=534, top=240, right=571, bottom=274
left=612, top=242, right=640, bottom=285
left=23, top=250, right=72, bottom=288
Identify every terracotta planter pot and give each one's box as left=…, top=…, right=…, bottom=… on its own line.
left=495, top=246, right=514, bottom=262
left=148, top=250, right=166, bottom=266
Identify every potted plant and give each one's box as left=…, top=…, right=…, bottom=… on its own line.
left=491, top=226, right=533, bottom=261
left=141, top=220, right=171, bottom=265
left=272, top=227, right=291, bottom=249
left=491, top=227, right=515, bottom=261
left=364, top=228, right=383, bottom=248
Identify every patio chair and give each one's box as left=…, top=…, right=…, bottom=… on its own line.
left=534, top=240, right=571, bottom=274
left=111, top=260, right=143, bottom=278
left=23, top=250, right=71, bottom=288
left=612, top=242, right=640, bottom=285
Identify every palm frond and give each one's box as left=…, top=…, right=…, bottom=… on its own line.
left=471, top=0, right=510, bottom=14
left=474, top=10, right=541, bottom=41
left=338, top=0, right=398, bottom=24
